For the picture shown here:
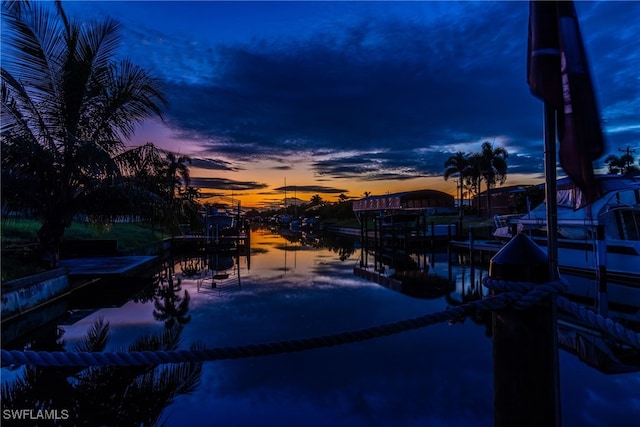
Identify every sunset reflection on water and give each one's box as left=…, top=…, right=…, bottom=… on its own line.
left=3, top=228, right=638, bottom=427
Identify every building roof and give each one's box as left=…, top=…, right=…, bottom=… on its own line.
left=475, top=184, right=529, bottom=197
left=352, top=189, right=454, bottom=212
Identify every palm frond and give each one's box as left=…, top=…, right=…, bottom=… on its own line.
left=93, top=60, right=167, bottom=142
left=73, top=316, right=110, bottom=353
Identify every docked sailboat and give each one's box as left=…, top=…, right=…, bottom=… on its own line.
left=504, top=174, right=640, bottom=285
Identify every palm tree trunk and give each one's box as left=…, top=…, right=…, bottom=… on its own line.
left=37, top=219, right=66, bottom=268
left=486, top=182, right=492, bottom=217
left=477, top=179, right=482, bottom=216
left=459, top=181, right=464, bottom=218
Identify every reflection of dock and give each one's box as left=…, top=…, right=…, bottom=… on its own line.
left=449, top=239, right=504, bottom=253
left=447, top=239, right=504, bottom=268
left=194, top=251, right=243, bottom=296
left=353, top=265, right=454, bottom=299
left=353, top=266, right=402, bottom=289
left=58, top=255, right=158, bottom=278
left=557, top=313, right=640, bottom=374
left=172, top=233, right=250, bottom=254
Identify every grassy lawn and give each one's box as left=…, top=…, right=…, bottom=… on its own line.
left=1, top=218, right=167, bottom=282
left=1, top=218, right=167, bottom=248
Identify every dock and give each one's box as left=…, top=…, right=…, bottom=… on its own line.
left=449, top=239, right=505, bottom=253
left=58, top=255, right=158, bottom=278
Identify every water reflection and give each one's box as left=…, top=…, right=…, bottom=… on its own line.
left=558, top=316, right=640, bottom=374
left=1, top=319, right=202, bottom=426
left=153, top=263, right=192, bottom=328
left=1, top=228, right=639, bottom=426
left=355, top=246, right=456, bottom=300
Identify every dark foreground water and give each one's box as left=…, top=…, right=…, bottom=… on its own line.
left=2, top=228, right=639, bottom=426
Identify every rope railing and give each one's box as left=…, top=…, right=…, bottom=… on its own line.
left=1, top=277, right=638, bottom=368
left=556, top=295, right=640, bottom=348
left=483, top=277, right=640, bottom=348
left=0, top=294, right=510, bottom=368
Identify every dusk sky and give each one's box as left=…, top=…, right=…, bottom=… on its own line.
left=62, top=1, right=640, bottom=210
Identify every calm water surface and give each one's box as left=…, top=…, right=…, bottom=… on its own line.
left=2, top=228, right=639, bottom=426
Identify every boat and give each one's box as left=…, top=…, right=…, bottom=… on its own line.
left=493, top=214, right=524, bottom=240
left=495, top=174, right=640, bottom=286
left=205, top=204, right=237, bottom=245
left=301, top=216, right=320, bottom=232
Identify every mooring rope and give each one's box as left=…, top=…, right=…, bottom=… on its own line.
left=483, top=277, right=640, bottom=348
left=556, top=295, right=640, bottom=348
left=482, top=277, right=568, bottom=310
left=2, top=294, right=510, bottom=367
left=2, top=277, right=637, bottom=367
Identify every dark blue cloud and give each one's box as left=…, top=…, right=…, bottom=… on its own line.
left=160, top=2, right=551, bottom=181
left=274, top=185, right=348, bottom=194
left=67, top=1, right=640, bottom=183
left=189, top=157, right=238, bottom=172
left=191, top=177, right=268, bottom=192
left=166, top=5, right=530, bottom=148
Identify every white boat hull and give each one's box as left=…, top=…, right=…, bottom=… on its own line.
left=529, top=236, right=640, bottom=290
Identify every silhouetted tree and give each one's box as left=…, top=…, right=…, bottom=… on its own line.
left=1, top=1, right=167, bottom=265
left=478, top=142, right=509, bottom=216
left=604, top=146, right=638, bottom=175
left=1, top=317, right=202, bottom=426
left=444, top=151, right=469, bottom=218
left=465, top=153, right=483, bottom=215
left=153, top=266, right=192, bottom=328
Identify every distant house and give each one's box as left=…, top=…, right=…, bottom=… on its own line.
left=353, top=189, right=455, bottom=218
left=472, top=185, right=528, bottom=215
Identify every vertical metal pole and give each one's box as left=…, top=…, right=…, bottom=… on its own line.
left=596, top=224, right=608, bottom=316
left=544, top=102, right=559, bottom=281
left=542, top=101, right=562, bottom=427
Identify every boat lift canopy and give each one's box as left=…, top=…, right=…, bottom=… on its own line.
left=353, top=190, right=454, bottom=214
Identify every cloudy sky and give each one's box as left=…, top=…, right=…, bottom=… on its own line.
left=63, top=1, right=640, bottom=209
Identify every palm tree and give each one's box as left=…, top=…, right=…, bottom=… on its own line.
left=1, top=1, right=167, bottom=266
left=443, top=152, right=469, bottom=218
left=310, top=194, right=323, bottom=206
left=161, top=152, right=202, bottom=234
left=465, top=153, right=483, bottom=216
left=153, top=266, right=192, bottom=329
left=478, top=141, right=509, bottom=216
left=604, top=147, right=638, bottom=175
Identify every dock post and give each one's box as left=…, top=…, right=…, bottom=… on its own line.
left=430, top=221, right=435, bottom=251
left=488, top=233, right=561, bottom=427
left=374, top=216, right=379, bottom=251
left=468, top=225, right=474, bottom=266
left=447, top=224, right=453, bottom=280
left=596, top=224, right=608, bottom=316
left=360, top=214, right=365, bottom=259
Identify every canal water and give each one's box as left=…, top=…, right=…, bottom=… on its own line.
left=2, top=228, right=639, bottom=426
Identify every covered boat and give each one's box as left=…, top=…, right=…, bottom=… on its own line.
left=514, top=174, right=640, bottom=285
